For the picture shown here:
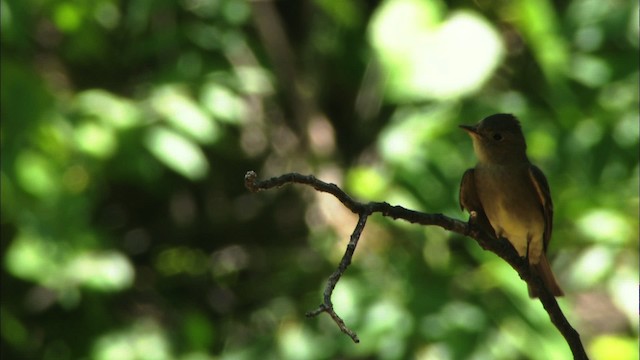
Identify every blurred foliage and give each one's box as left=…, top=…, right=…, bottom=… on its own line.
left=1, top=0, right=638, bottom=359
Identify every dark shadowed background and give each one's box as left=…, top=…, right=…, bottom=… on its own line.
left=1, top=0, right=638, bottom=359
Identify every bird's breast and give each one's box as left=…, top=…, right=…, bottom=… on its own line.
left=474, top=163, right=545, bottom=259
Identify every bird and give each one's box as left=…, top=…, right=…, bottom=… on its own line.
left=459, top=113, right=563, bottom=297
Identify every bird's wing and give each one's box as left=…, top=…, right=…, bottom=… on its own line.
left=528, top=165, right=554, bottom=250
left=460, top=169, right=496, bottom=238
left=459, top=169, right=480, bottom=212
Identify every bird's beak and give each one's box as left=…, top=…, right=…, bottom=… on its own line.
left=459, top=124, right=479, bottom=136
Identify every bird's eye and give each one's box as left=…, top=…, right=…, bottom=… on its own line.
left=493, top=133, right=503, bottom=141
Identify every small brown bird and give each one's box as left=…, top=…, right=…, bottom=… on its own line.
left=459, top=114, right=563, bottom=298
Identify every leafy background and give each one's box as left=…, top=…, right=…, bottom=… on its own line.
left=1, top=0, right=638, bottom=359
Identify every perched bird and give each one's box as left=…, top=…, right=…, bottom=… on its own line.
left=459, top=113, right=563, bottom=297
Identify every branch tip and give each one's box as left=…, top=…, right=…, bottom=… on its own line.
left=244, top=170, right=258, bottom=192
left=306, top=304, right=359, bottom=343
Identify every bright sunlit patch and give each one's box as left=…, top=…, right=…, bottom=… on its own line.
left=6, top=230, right=134, bottom=293
left=15, top=151, right=60, bottom=197
left=570, top=118, right=603, bottom=151
left=609, top=267, right=639, bottom=330
left=235, top=66, right=274, bottom=95
left=527, top=130, right=557, bottom=160
left=362, top=300, right=412, bottom=336
left=54, top=2, right=82, bottom=33
left=359, top=300, right=413, bottom=358
left=378, top=107, right=452, bottom=169
left=200, top=82, right=247, bottom=124
left=76, top=90, right=141, bottom=129
left=415, top=343, right=452, bottom=360
left=346, top=166, right=389, bottom=200
left=144, top=126, right=209, bottom=180
left=598, top=76, right=638, bottom=112
left=576, top=209, right=632, bottom=244
left=92, top=319, right=172, bottom=360
left=590, top=335, right=639, bottom=360
left=574, top=26, right=604, bottom=52
left=441, top=301, right=486, bottom=332
left=612, top=112, right=640, bottom=147
left=277, top=322, right=326, bottom=360
left=570, top=54, right=612, bottom=87
left=152, top=86, right=218, bottom=144
left=369, top=0, right=505, bottom=101
left=210, top=245, right=249, bottom=277
left=568, top=245, right=613, bottom=287
left=498, top=91, right=529, bottom=115
left=5, top=232, right=58, bottom=283
left=74, top=121, right=117, bottom=159
left=330, top=277, right=360, bottom=324
left=67, top=251, right=134, bottom=291
left=379, top=124, right=414, bottom=163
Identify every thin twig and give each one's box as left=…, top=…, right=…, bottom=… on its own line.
left=244, top=171, right=589, bottom=359
left=305, top=212, right=369, bottom=343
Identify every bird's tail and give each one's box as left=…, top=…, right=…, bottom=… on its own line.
left=528, top=254, right=564, bottom=298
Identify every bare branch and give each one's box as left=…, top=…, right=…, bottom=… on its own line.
left=245, top=171, right=589, bottom=359
left=305, top=212, right=369, bottom=343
